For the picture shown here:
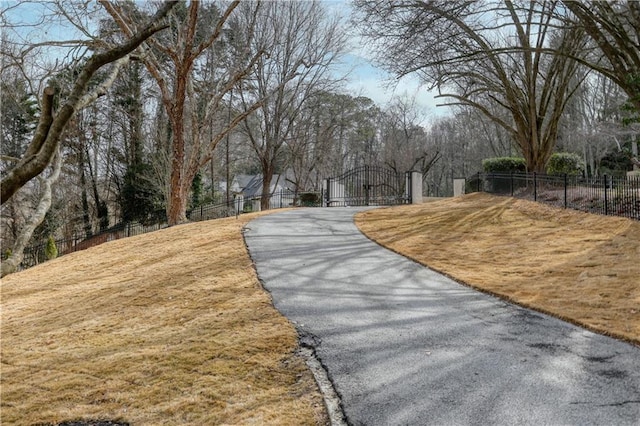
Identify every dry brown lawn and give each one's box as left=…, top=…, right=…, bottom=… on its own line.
left=356, top=193, right=640, bottom=345
left=1, top=211, right=327, bottom=425
left=3, top=194, right=639, bottom=425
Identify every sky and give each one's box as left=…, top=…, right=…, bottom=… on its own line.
left=1, top=0, right=448, bottom=121
left=339, top=52, right=446, bottom=119
left=327, top=0, right=447, bottom=120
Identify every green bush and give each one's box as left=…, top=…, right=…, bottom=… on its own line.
left=299, top=192, right=320, bottom=206
left=465, top=174, right=483, bottom=193
left=599, top=148, right=633, bottom=178
left=482, top=157, right=526, bottom=173
left=45, top=235, right=58, bottom=260
left=546, top=152, right=584, bottom=176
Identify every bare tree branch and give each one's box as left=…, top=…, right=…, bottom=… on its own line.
left=353, top=0, right=587, bottom=171
left=0, top=1, right=177, bottom=203
left=561, top=0, right=640, bottom=112
left=1, top=148, right=62, bottom=277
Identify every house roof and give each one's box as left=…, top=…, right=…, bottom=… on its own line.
left=235, top=174, right=254, bottom=190
left=242, top=174, right=284, bottom=198
left=221, top=172, right=298, bottom=198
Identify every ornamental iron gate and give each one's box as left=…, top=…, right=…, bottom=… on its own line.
left=324, top=166, right=413, bottom=206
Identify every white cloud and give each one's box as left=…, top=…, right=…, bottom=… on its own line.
left=326, top=0, right=451, bottom=120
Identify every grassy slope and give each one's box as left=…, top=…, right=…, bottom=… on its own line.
left=356, top=193, right=640, bottom=345
left=4, top=194, right=638, bottom=424
left=1, top=212, right=327, bottom=425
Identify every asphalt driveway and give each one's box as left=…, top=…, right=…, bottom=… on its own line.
left=244, top=207, right=640, bottom=425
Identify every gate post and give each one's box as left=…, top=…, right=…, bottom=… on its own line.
left=324, top=178, right=330, bottom=207
left=453, top=178, right=465, bottom=197
left=364, top=165, right=370, bottom=206
left=604, top=174, right=609, bottom=215
left=405, top=172, right=412, bottom=203
left=408, top=171, right=422, bottom=204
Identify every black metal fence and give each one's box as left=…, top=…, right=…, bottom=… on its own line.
left=18, top=189, right=323, bottom=271
left=325, top=166, right=412, bottom=206
left=186, top=189, right=322, bottom=221
left=471, top=172, right=640, bottom=220
left=20, top=221, right=168, bottom=269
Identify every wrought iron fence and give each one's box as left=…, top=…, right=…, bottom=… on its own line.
left=470, top=172, right=640, bottom=220
left=324, top=166, right=412, bottom=206
left=20, top=220, right=168, bottom=269
left=17, top=189, right=323, bottom=271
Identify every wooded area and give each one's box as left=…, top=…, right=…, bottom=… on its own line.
left=1, top=0, right=639, bottom=275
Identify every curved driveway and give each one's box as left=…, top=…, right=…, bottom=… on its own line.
left=244, top=208, right=640, bottom=425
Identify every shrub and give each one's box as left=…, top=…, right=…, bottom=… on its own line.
left=45, top=235, right=58, bottom=260
left=547, top=152, right=584, bottom=176
left=299, top=192, right=320, bottom=206
left=465, top=174, right=483, bottom=193
left=599, top=148, right=634, bottom=177
left=482, top=157, right=526, bottom=173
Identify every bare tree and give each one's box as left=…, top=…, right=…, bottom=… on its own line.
left=353, top=0, right=588, bottom=172
left=560, top=1, right=640, bottom=113
left=283, top=91, right=387, bottom=192
left=557, top=71, right=635, bottom=176
left=237, top=0, right=347, bottom=210
left=0, top=1, right=176, bottom=275
left=104, top=1, right=270, bottom=225
left=1, top=62, right=39, bottom=258
left=559, top=1, right=640, bottom=167
left=1, top=150, right=62, bottom=277
left=283, top=90, right=344, bottom=195
left=380, top=96, right=440, bottom=177
left=0, top=1, right=177, bottom=203
left=284, top=94, right=330, bottom=196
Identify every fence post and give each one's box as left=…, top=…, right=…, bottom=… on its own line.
left=564, top=173, right=568, bottom=209
left=477, top=172, right=481, bottom=192
left=325, top=178, right=331, bottom=207
left=533, top=172, right=537, bottom=201
left=510, top=172, right=514, bottom=197
left=604, top=174, right=609, bottom=215
left=635, top=175, right=639, bottom=219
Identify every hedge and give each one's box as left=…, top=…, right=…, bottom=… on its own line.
left=546, top=152, right=584, bottom=176
left=482, top=157, right=526, bottom=173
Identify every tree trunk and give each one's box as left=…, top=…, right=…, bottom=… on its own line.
left=167, top=181, right=189, bottom=225
left=167, top=157, right=186, bottom=225
left=166, top=64, right=189, bottom=226
left=260, top=169, right=273, bottom=211
left=80, top=158, right=93, bottom=238
left=86, top=118, right=109, bottom=231
left=1, top=151, right=62, bottom=277
left=0, top=2, right=176, bottom=203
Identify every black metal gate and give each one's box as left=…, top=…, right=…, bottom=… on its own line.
left=325, top=166, right=412, bottom=206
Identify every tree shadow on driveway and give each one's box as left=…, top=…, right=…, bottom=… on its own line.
left=245, top=208, right=640, bottom=426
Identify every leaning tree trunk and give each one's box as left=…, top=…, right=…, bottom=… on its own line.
left=1, top=151, right=62, bottom=277
left=0, top=1, right=177, bottom=204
